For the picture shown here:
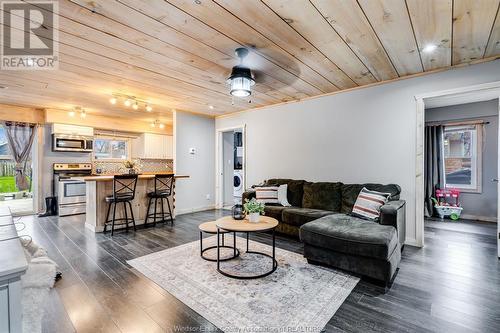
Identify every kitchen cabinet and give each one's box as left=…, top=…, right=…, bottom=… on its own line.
left=52, top=123, right=94, bottom=136
left=132, top=133, right=173, bottom=159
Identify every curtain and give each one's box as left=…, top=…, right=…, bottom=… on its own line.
left=424, top=125, right=444, bottom=217
left=3, top=122, right=37, bottom=191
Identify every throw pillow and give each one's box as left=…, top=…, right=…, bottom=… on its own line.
left=351, top=187, right=391, bottom=221
left=255, top=186, right=279, bottom=204
left=278, top=184, right=291, bottom=207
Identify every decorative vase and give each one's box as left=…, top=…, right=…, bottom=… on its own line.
left=127, top=168, right=136, bottom=175
left=248, top=212, right=260, bottom=223
left=232, top=204, right=245, bottom=220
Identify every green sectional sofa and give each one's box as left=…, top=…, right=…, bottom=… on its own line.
left=242, top=178, right=406, bottom=286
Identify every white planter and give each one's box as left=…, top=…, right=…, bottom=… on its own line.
left=248, top=212, right=260, bottom=223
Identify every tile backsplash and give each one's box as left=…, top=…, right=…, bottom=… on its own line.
left=93, top=159, right=173, bottom=175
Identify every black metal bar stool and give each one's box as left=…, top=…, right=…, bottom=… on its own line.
left=145, top=174, right=174, bottom=226
left=104, top=174, right=138, bottom=236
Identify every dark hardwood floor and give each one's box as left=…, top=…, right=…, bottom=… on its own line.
left=18, top=211, right=499, bottom=333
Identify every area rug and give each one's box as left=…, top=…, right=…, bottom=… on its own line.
left=128, top=236, right=359, bottom=332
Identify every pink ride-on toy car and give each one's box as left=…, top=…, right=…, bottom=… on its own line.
left=433, top=188, right=463, bottom=220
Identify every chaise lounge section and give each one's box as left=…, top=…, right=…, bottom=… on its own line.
left=242, top=179, right=406, bottom=285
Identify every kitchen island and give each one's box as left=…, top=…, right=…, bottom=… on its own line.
left=72, top=173, right=188, bottom=232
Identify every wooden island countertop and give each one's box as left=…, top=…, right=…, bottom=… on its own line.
left=72, top=172, right=189, bottom=182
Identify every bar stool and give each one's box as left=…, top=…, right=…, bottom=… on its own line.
left=104, top=174, right=138, bottom=236
left=145, top=174, right=174, bottom=226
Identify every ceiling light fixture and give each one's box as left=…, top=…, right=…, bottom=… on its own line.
left=109, top=94, right=155, bottom=112
left=422, top=44, right=437, bottom=53
left=68, top=110, right=75, bottom=117
left=227, top=47, right=255, bottom=98
left=151, top=119, right=165, bottom=129
left=80, top=109, right=87, bottom=118
left=208, top=105, right=214, bottom=110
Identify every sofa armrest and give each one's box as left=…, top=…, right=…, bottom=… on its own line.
left=242, top=189, right=256, bottom=205
left=380, top=200, right=406, bottom=247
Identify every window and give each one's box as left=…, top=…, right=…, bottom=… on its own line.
left=443, top=124, right=482, bottom=192
left=0, top=127, right=10, bottom=158
left=93, top=136, right=130, bottom=160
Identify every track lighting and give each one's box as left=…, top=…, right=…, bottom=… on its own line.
left=68, top=110, right=75, bottom=117
left=159, top=123, right=165, bottom=129
left=109, top=94, right=155, bottom=113
left=80, top=109, right=86, bottom=118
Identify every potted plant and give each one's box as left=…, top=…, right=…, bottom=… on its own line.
left=122, top=160, right=137, bottom=174
left=243, top=198, right=265, bottom=223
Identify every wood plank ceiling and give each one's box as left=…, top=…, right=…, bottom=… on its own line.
left=1, top=0, right=500, bottom=121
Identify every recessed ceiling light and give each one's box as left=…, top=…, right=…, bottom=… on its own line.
left=208, top=105, right=214, bottom=110
left=124, top=99, right=131, bottom=107
left=159, top=123, right=165, bottom=129
left=422, top=44, right=437, bottom=53
left=109, top=97, right=117, bottom=104
left=146, top=104, right=153, bottom=112
left=68, top=110, right=75, bottom=117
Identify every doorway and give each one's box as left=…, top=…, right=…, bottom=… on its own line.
left=216, top=125, right=245, bottom=209
left=0, top=123, right=38, bottom=215
left=415, top=83, right=500, bottom=257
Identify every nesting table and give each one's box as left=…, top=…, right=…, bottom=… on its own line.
left=214, top=215, right=279, bottom=279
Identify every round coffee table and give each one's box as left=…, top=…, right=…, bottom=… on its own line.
left=199, top=221, right=239, bottom=262
left=215, top=215, right=279, bottom=279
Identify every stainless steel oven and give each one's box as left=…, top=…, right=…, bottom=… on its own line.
left=53, top=163, right=92, bottom=216
left=52, top=134, right=93, bottom=153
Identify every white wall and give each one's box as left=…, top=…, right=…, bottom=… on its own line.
left=216, top=60, right=500, bottom=246
left=174, top=111, right=215, bottom=214
left=426, top=100, right=498, bottom=221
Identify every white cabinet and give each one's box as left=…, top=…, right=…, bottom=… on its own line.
left=132, top=133, right=173, bottom=159
left=51, top=123, right=94, bottom=136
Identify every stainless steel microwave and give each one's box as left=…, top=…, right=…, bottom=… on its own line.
left=52, top=134, right=93, bottom=153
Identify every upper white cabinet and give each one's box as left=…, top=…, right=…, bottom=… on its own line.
left=132, top=133, right=173, bottom=159
left=52, top=123, right=94, bottom=136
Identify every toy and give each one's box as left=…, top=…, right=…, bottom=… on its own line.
left=433, top=188, right=463, bottom=220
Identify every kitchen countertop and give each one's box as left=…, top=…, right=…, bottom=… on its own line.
left=73, top=172, right=189, bottom=182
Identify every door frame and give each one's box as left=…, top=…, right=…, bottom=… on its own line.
left=414, top=81, right=500, bottom=251
left=215, top=124, right=246, bottom=209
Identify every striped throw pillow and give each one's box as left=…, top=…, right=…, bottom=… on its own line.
left=351, top=187, right=391, bottom=221
left=255, top=186, right=279, bottom=204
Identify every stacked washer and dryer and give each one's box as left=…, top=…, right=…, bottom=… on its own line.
left=233, top=131, right=244, bottom=201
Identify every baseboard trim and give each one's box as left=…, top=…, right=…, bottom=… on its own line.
left=176, top=205, right=216, bottom=216
left=460, top=214, right=497, bottom=223
left=404, top=237, right=420, bottom=247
